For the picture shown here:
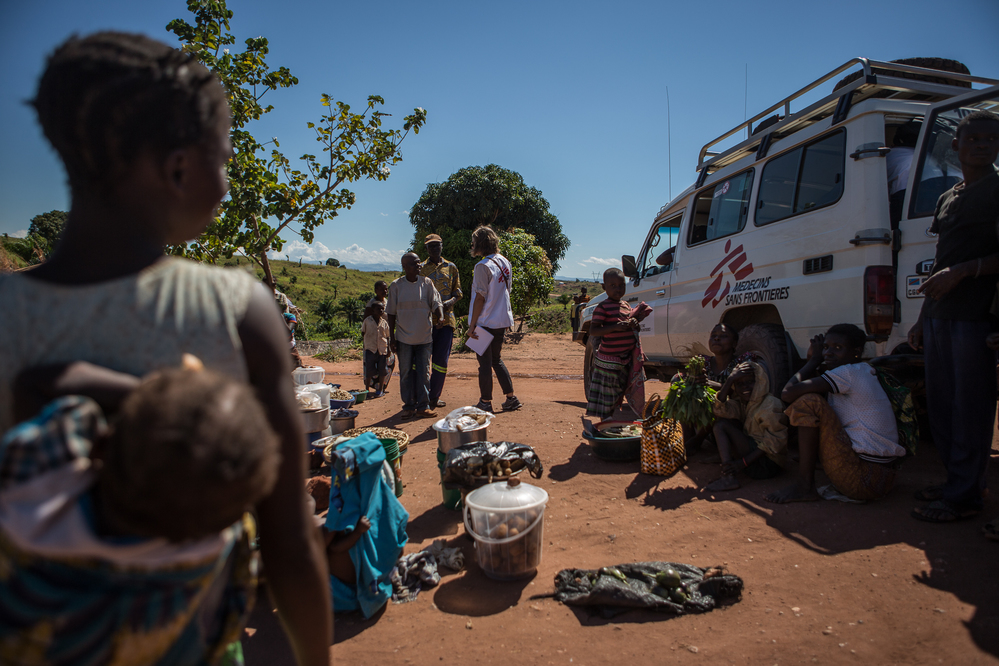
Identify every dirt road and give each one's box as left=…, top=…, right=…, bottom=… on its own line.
left=244, top=333, right=999, bottom=665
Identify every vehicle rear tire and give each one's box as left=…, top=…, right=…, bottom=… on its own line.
left=736, top=323, right=791, bottom=397
left=582, top=335, right=595, bottom=401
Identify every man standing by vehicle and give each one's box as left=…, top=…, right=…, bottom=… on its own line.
left=908, top=110, right=999, bottom=523
left=420, top=234, right=462, bottom=409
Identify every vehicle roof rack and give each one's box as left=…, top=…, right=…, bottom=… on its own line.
left=696, top=58, right=999, bottom=174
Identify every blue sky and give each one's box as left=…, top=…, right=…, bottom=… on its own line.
left=2, top=0, right=997, bottom=276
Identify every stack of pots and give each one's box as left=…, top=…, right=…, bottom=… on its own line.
left=433, top=419, right=489, bottom=510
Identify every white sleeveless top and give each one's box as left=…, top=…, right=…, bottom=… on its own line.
left=0, top=258, right=256, bottom=433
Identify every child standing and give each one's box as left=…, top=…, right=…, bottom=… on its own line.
left=585, top=267, right=651, bottom=421
left=361, top=301, right=391, bottom=397
left=705, top=360, right=788, bottom=491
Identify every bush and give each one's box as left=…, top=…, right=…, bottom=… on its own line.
left=527, top=307, right=570, bottom=334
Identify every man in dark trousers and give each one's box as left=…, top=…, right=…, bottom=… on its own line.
left=908, top=110, right=999, bottom=523
left=419, top=234, right=462, bottom=409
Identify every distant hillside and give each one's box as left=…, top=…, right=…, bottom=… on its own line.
left=221, top=257, right=400, bottom=319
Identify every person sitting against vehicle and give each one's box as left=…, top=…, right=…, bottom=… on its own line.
left=1, top=360, right=281, bottom=664
left=678, top=323, right=759, bottom=453
left=705, top=360, right=788, bottom=491
left=585, top=268, right=652, bottom=421
left=766, top=324, right=905, bottom=504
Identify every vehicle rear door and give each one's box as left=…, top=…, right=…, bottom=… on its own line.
left=898, top=85, right=999, bottom=349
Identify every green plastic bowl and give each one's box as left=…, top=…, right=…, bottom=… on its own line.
left=348, top=389, right=368, bottom=404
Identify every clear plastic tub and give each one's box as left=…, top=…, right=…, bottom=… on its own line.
left=463, top=478, right=548, bottom=580
left=292, top=366, right=325, bottom=386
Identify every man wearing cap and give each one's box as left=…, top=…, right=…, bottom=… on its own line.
left=420, top=233, right=463, bottom=408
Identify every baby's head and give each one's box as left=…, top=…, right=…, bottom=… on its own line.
left=98, top=368, right=281, bottom=542
left=32, top=32, right=230, bottom=197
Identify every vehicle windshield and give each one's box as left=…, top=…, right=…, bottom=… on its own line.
left=640, top=217, right=681, bottom=277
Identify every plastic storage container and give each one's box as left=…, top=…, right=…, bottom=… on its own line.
left=292, top=366, right=325, bottom=386
left=463, top=478, right=548, bottom=580
left=301, top=383, right=331, bottom=409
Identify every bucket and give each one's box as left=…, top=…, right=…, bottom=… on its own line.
left=292, top=366, right=325, bottom=386
left=437, top=448, right=462, bottom=510
left=301, top=383, right=331, bottom=409
left=379, top=438, right=403, bottom=498
left=463, top=478, right=548, bottom=580
left=433, top=419, right=489, bottom=454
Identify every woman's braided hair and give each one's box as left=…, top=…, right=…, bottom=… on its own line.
left=32, top=31, right=229, bottom=192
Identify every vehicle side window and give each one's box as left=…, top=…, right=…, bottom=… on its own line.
left=686, top=169, right=754, bottom=246
left=756, top=130, right=845, bottom=226
left=639, top=214, right=681, bottom=277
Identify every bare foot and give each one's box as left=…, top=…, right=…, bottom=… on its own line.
left=765, top=484, right=820, bottom=504
left=705, top=475, right=740, bottom=492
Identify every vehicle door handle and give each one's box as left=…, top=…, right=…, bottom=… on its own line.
left=656, top=289, right=666, bottom=296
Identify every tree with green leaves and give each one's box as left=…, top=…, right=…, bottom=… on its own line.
left=409, top=164, right=568, bottom=316
left=499, top=228, right=556, bottom=331
left=27, top=210, right=67, bottom=259
left=166, top=0, right=426, bottom=287
left=557, top=293, right=572, bottom=309
left=325, top=257, right=340, bottom=267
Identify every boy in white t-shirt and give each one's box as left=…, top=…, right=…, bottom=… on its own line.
left=767, top=323, right=905, bottom=504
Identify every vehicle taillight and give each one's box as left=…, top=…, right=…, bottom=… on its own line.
left=864, top=266, right=894, bottom=339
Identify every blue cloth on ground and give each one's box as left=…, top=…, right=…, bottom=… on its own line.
left=326, top=432, right=409, bottom=618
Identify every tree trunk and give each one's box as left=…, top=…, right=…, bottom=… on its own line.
left=259, top=251, right=276, bottom=290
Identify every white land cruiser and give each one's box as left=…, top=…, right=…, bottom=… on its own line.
left=577, top=58, right=999, bottom=394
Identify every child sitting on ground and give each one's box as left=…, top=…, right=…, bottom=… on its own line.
left=0, top=361, right=281, bottom=664
left=767, top=323, right=905, bottom=504
left=705, top=360, right=788, bottom=491
left=361, top=301, right=391, bottom=397
left=585, top=267, right=652, bottom=422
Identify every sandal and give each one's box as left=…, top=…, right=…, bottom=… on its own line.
left=913, top=484, right=945, bottom=502
left=983, top=520, right=999, bottom=542
left=911, top=500, right=979, bottom=523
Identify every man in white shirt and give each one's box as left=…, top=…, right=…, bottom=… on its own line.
left=386, top=253, right=443, bottom=419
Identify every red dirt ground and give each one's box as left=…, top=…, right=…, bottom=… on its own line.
left=243, top=333, right=999, bottom=665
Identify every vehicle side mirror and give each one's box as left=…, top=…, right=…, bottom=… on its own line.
left=622, top=255, right=638, bottom=278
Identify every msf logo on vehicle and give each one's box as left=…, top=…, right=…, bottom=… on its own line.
left=701, top=239, right=754, bottom=308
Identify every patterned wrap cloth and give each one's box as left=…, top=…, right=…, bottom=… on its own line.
left=0, top=396, right=256, bottom=666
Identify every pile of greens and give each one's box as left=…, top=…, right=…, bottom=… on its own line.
left=657, top=356, right=717, bottom=431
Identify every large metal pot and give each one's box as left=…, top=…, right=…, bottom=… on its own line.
left=300, top=407, right=330, bottom=434
left=433, top=419, right=489, bottom=454
left=329, top=413, right=356, bottom=436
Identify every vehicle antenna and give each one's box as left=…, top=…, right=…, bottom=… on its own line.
left=665, top=85, right=672, bottom=202
left=744, top=63, right=749, bottom=135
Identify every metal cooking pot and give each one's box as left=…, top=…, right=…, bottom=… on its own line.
left=301, top=407, right=330, bottom=434
left=329, top=413, right=356, bottom=436
left=433, top=419, right=489, bottom=454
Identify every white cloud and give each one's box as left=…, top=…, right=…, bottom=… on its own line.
left=380, top=213, right=389, bottom=217
left=267, top=240, right=405, bottom=267
left=577, top=256, right=619, bottom=267
left=9, top=230, right=28, bottom=238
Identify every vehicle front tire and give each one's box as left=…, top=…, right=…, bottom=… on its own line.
left=582, top=335, right=595, bottom=401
